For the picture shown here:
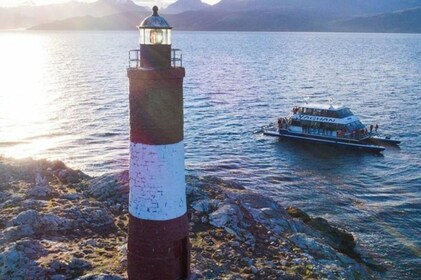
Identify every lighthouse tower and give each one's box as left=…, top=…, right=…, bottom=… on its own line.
left=127, top=6, right=190, bottom=280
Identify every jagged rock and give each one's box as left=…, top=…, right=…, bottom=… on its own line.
left=0, top=239, right=47, bottom=279
left=6, top=209, right=41, bottom=228
left=308, top=217, right=357, bottom=258
left=289, top=233, right=338, bottom=260
left=63, top=205, right=114, bottom=228
left=192, top=199, right=220, bottom=213
left=286, top=207, right=311, bottom=223
left=57, top=168, right=84, bottom=184
left=27, top=173, right=55, bottom=198
left=209, top=203, right=243, bottom=233
left=88, top=171, right=129, bottom=202
left=77, top=273, right=124, bottom=280
left=0, top=225, right=35, bottom=245
left=0, top=158, right=376, bottom=280
left=68, top=257, right=91, bottom=269
left=6, top=209, right=73, bottom=233
left=51, top=275, right=67, bottom=280
left=61, top=193, right=85, bottom=200
left=0, top=196, right=23, bottom=209
left=21, top=198, right=48, bottom=209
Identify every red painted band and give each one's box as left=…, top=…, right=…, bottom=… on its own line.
left=128, top=68, right=185, bottom=145
left=128, top=213, right=191, bottom=279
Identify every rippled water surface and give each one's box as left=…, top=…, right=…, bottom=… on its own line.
left=0, top=31, right=420, bottom=279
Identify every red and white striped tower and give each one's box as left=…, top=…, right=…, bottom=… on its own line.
left=127, top=6, right=190, bottom=280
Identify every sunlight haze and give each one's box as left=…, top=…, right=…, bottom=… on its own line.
left=0, top=0, right=220, bottom=7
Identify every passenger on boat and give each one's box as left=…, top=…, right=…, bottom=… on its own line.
left=375, top=124, right=379, bottom=133
left=278, top=118, right=287, bottom=129
left=370, top=124, right=374, bottom=133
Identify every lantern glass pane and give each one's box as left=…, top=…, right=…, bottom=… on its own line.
left=139, top=28, right=171, bottom=45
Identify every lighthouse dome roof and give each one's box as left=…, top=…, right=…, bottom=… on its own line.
left=139, top=6, right=171, bottom=29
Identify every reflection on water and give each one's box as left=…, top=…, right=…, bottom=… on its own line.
left=0, top=31, right=420, bottom=279
left=0, top=33, right=54, bottom=157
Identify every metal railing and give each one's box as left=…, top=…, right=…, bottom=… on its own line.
left=128, top=48, right=183, bottom=69
left=171, top=49, right=182, bottom=68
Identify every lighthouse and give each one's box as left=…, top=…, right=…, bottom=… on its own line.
left=127, top=6, right=190, bottom=280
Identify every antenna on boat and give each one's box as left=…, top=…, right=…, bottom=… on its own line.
left=329, top=97, right=335, bottom=109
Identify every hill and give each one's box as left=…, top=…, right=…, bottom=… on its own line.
left=163, top=0, right=210, bottom=14
left=331, top=7, right=421, bottom=33
left=0, top=0, right=146, bottom=29
left=213, top=0, right=421, bottom=17
left=11, top=0, right=421, bottom=33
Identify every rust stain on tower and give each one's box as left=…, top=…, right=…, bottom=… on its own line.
left=127, top=6, right=190, bottom=280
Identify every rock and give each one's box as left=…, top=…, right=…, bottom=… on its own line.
left=77, top=273, right=124, bottom=280
left=21, top=198, right=48, bottom=209
left=0, top=239, right=47, bottom=279
left=308, top=217, right=357, bottom=258
left=6, top=209, right=73, bottom=234
left=63, top=205, right=114, bottom=229
left=69, top=257, right=91, bottom=269
left=286, top=207, right=311, bottom=223
left=26, top=173, right=55, bottom=198
left=0, top=225, right=35, bottom=245
left=289, top=233, right=338, bottom=261
left=41, top=213, right=73, bottom=231
left=61, top=193, right=84, bottom=200
left=250, top=265, right=259, bottom=274
left=230, top=241, right=240, bottom=247
left=6, top=209, right=41, bottom=228
left=209, top=203, right=243, bottom=234
left=57, top=168, right=83, bottom=184
left=192, top=199, right=220, bottom=213
left=51, top=275, right=67, bottom=280
left=0, top=158, right=376, bottom=280
left=88, top=172, right=129, bottom=202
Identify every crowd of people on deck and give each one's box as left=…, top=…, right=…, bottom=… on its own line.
left=277, top=116, right=380, bottom=139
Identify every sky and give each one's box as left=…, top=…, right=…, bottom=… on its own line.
left=0, top=0, right=221, bottom=7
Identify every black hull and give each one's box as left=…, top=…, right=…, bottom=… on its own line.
left=263, top=129, right=385, bottom=153
left=364, top=136, right=401, bottom=146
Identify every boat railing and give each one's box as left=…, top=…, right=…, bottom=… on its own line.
left=294, top=126, right=372, bottom=141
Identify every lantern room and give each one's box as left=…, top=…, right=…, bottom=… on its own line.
left=138, top=6, right=172, bottom=68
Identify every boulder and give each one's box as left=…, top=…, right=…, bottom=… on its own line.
left=209, top=203, right=243, bottom=235
left=88, top=171, right=129, bottom=202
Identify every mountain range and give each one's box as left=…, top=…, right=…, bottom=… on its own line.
left=0, top=0, right=420, bottom=33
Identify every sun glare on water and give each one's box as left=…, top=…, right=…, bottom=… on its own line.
left=0, top=33, right=57, bottom=158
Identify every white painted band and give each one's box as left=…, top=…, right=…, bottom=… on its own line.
left=129, top=141, right=186, bottom=221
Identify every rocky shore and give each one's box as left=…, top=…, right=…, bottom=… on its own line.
left=0, top=157, right=376, bottom=279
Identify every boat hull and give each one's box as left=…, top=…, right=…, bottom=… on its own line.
left=364, top=136, right=401, bottom=146
left=263, top=129, right=385, bottom=153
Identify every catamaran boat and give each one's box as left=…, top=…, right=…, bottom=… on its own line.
left=263, top=103, right=400, bottom=153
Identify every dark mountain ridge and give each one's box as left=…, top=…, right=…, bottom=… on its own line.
left=214, top=0, right=421, bottom=16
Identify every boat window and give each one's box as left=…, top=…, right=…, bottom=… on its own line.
left=326, top=110, right=336, bottom=118
left=291, top=119, right=301, bottom=126
left=345, top=121, right=364, bottom=131
left=337, top=108, right=353, bottom=118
